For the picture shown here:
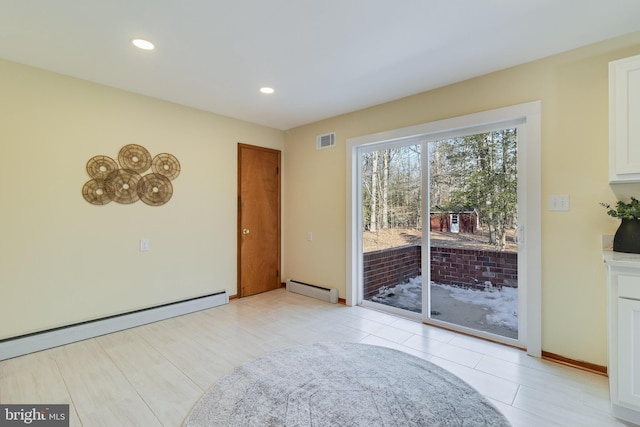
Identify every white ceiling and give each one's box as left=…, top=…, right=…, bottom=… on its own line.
left=1, top=1, right=640, bottom=130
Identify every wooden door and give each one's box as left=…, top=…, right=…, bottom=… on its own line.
left=237, top=144, right=281, bottom=297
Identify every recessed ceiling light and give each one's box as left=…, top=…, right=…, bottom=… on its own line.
left=131, top=38, right=155, bottom=50
left=260, top=87, right=275, bottom=94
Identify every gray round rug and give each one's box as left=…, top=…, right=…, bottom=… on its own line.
left=184, top=342, right=511, bottom=426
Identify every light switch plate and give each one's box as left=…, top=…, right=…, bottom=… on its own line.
left=549, top=195, right=570, bottom=211
left=140, top=239, right=150, bottom=252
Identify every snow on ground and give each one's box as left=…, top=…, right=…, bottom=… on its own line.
left=371, top=276, right=518, bottom=331
left=370, top=277, right=422, bottom=313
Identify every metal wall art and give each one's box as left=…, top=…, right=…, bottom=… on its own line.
left=82, top=144, right=180, bottom=206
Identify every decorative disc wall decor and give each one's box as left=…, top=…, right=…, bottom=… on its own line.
left=82, top=145, right=179, bottom=206
left=152, top=153, right=181, bottom=180
left=118, top=144, right=152, bottom=173
left=138, top=173, right=173, bottom=206
left=105, top=169, right=142, bottom=204
left=82, top=178, right=111, bottom=205
left=86, top=155, right=119, bottom=179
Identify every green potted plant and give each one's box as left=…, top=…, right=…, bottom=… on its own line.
left=601, top=197, right=640, bottom=253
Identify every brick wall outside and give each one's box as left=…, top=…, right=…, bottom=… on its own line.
left=363, top=245, right=421, bottom=300
left=363, top=245, right=517, bottom=299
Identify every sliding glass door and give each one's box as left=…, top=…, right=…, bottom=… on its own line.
left=427, top=129, right=519, bottom=340
left=360, top=141, right=425, bottom=317
left=356, top=124, right=524, bottom=347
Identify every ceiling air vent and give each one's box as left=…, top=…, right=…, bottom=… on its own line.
left=316, top=132, right=336, bottom=150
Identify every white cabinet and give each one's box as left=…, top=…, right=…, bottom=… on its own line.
left=604, top=251, right=640, bottom=425
left=609, top=54, right=640, bottom=183
left=618, top=297, right=640, bottom=409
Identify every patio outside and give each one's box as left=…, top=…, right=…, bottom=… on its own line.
left=363, top=227, right=518, bottom=339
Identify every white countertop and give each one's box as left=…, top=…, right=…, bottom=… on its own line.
left=603, top=250, right=640, bottom=267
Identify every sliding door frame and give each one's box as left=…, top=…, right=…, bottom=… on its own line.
left=346, top=101, right=541, bottom=357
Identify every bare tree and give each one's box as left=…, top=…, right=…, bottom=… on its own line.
left=381, top=149, right=390, bottom=229
left=370, top=150, right=379, bottom=232
left=362, top=145, right=422, bottom=233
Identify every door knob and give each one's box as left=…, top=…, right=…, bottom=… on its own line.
left=242, top=228, right=250, bottom=235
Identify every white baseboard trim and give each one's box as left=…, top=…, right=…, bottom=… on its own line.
left=0, top=291, right=228, bottom=361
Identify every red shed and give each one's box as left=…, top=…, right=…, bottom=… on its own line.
left=430, top=209, right=478, bottom=234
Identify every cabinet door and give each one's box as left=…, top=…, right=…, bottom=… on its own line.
left=610, top=54, right=640, bottom=183
left=618, top=297, right=640, bottom=408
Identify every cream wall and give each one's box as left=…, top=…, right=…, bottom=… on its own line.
left=283, top=32, right=640, bottom=366
left=0, top=59, right=284, bottom=340
left=4, top=32, right=640, bottom=367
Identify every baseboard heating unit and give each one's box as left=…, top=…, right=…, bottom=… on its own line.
left=0, top=290, right=228, bottom=361
left=286, top=279, right=338, bottom=304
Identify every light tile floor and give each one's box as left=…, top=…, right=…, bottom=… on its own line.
left=0, top=289, right=632, bottom=426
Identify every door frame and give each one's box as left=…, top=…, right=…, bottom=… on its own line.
left=346, top=102, right=541, bottom=357
left=237, top=143, right=282, bottom=298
